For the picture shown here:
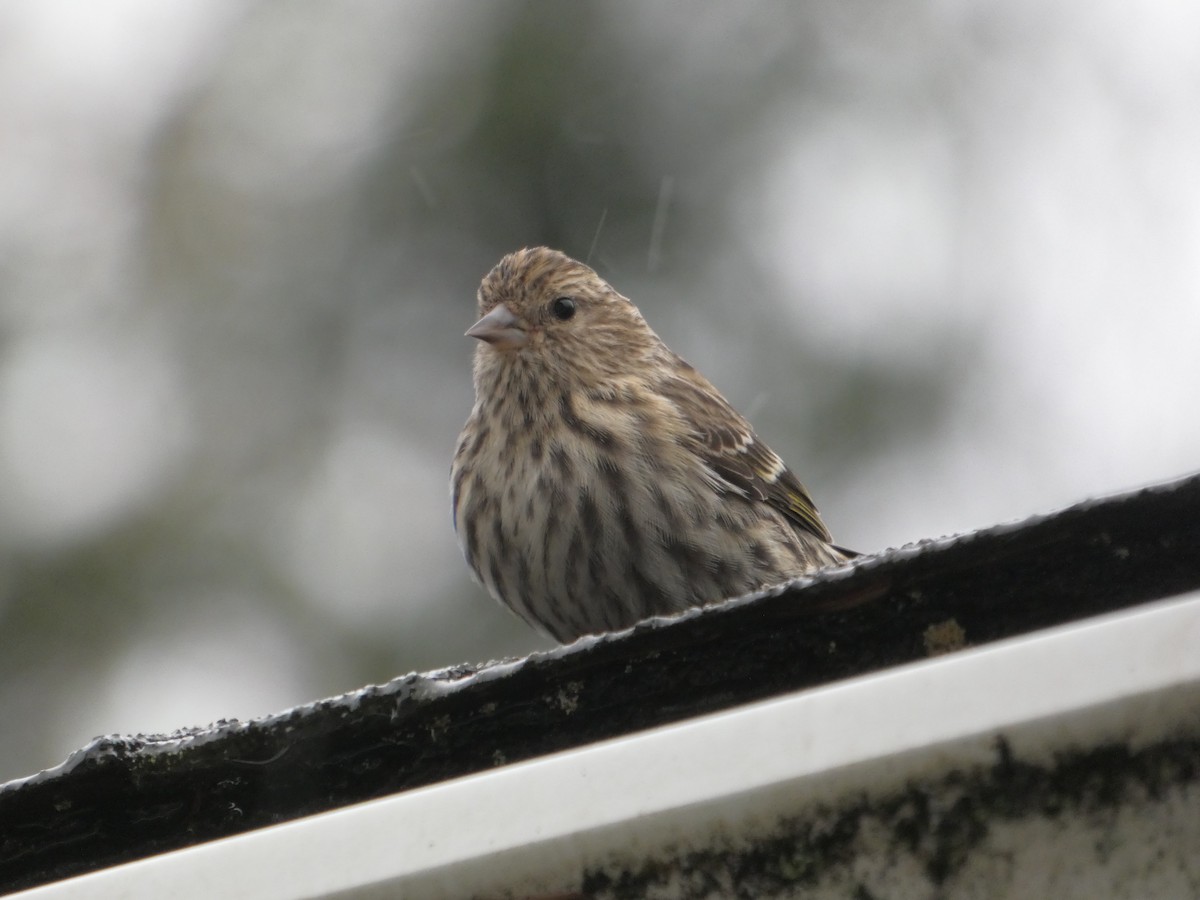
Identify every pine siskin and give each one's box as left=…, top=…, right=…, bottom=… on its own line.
left=451, top=247, right=852, bottom=642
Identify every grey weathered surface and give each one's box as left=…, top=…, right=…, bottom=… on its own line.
left=576, top=717, right=1200, bottom=899
left=2, top=471, right=1199, bottom=895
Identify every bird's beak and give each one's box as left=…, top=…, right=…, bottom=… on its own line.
left=466, top=303, right=527, bottom=349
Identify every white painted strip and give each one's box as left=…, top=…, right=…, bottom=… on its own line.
left=14, top=592, right=1200, bottom=900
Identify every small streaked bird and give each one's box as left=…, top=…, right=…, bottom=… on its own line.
left=451, top=247, right=852, bottom=642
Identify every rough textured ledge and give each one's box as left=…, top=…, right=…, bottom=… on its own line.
left=2, top=471, right=1199, bottom=895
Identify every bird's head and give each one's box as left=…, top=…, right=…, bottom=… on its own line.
left=469, top=247, right=659, bottom=382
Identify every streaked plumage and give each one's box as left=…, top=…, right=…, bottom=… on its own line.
left=451, top=247, right=850, bottom=642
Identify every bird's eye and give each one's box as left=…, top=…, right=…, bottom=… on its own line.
left=550, top=297, right=576, bottom=321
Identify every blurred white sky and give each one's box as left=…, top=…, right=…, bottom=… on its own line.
left=753, top=1, right=1200, bottom=541
left=1, top=0, right=1198, bottom=777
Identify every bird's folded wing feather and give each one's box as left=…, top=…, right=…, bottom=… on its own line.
left=658, top=362, right=834, bottom=544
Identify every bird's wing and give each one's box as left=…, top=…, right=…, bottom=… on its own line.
left=658, top=362, right=834, bottom=544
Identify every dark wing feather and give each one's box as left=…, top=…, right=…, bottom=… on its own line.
left=658, top=360, right=834, bottom=544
